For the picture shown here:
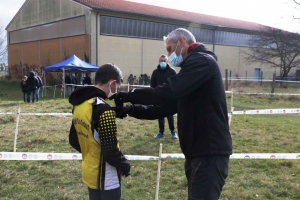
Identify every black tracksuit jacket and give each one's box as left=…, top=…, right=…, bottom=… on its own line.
left=126, top=44, right=232, bottom=158
left=150, top=64, right=176, bottom=88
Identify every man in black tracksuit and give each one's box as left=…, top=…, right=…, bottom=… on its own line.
left=112, top=28, right=232, bottom=200
left=83, top=73, right=92, bottom=85
left=150, top=54, right=177, bottom=139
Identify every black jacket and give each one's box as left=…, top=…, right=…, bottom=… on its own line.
left=21, top=80, right=28, bottom=92
left=65, top=75, right=71, bottom=84
left=150, top=64, right=176, bottom=88
left=26, top=72, right=38, bottom=90
left=125, top=44, right=232, bottom=158
left=83, top=76, right=92, bottom=85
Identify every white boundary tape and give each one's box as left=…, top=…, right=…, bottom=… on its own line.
left=232, top=108, right=300, bottom=115
left=0, top=152, right=159, bottom=161
left=235, top=92, right=300, bottom=96
left=225, top=91, right=300, bottom=96
left=223, top=78, right=300, bottom=83
left=1, top=152, right=299, bottom=160
left=1, top=108, right=299, bottom=117
left=162, top=153, right=300, bottom=160
left=0, top=112, right=72, bottom=116
left=21, top=113, right=72, bottom=116
left=0, top=112, right=19, bottom=115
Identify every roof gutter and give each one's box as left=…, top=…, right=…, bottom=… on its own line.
left=70, top=0, right=92, bottom=10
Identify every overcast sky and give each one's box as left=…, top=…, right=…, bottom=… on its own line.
left=0, top=0, right=300, bottom=32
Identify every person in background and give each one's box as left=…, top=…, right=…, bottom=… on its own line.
left=111, top=28, right=232, bottom=199
left=26, top=71, right=38, bottom=103
left=69, top=63, right=130, bottom=200
left=34, top=68, right=39, bottom=76
left=138, top=74, right=144, bottom=85
left=127, top=74, right=134, bottom=85
left=65, top=74, right=72, bottom=95
left=151, top=54, right=177, bottom=139
left=75, top=72, right=79, bottom=84
left=34, top=72, right=43, bottom=102
left=80, top=74, right=85, bottom=85
left=83, top=73, right=92, bottom=85
left=71, top=74, right=77, bottom=92
left=133, top=75, right=138, bottom=85
left=143, top=73, right=150, bottom=85
left=20, top=76, right=28, bottom=102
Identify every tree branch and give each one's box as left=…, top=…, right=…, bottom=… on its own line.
left=242, top=26, right=300, bottom=80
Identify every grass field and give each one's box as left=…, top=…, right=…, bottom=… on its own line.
left=0, top=80, right=300, bottom=200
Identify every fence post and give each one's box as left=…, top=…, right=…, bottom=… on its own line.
left=14, top=107, right=21, bottom=152
left=225, top=69, right=228, bottom=91
left=271, top=72, right=276, bottom=94
left=155, top=143, right=163, bottom=200
left=246, top=71, right=248, bottom=86
left=229, top=71, right=232, bottom=86
left=260, top=71, right=263, bottom=86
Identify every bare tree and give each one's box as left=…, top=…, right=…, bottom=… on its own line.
left=294, top=0, right=300, bottom=5
left=0, top=25, right=7, bottom=63
left=243, top=26, right=300, bottom=86
left=293, top=0, right=300, bottom=19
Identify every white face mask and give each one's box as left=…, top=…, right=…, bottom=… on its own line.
left=107, top=81, right=118, bottom=98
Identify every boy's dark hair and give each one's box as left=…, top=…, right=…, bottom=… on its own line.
left=95, top=63, right=123, bottom=85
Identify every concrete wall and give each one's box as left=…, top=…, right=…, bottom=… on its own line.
left=90, top=12, right=98, bottom=66
left=209, top=45, right=274, bottom=79
left=97, top=35, right=180, bottom=81
left=97, top=35, right=276, bottom=82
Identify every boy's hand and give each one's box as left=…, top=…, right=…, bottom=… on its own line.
left=113, top=105, right=133, bottom=119
left=109, top=92, right=129, bottom=107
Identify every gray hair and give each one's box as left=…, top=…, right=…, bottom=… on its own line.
left=159, top=54, right=168, bottom=60
left=163, top=28, right=196, bottom=45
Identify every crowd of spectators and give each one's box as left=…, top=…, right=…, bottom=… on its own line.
left=127, top=73, right=150, bottom=85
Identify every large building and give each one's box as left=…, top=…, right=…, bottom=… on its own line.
left=6, top=0, right=273, bottom=82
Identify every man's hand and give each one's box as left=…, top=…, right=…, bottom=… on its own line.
left=109, top=92, right=129, bottom=107
left=113, top=105, right=133, bottom=119
left=121, top=171, right=130, bottom=177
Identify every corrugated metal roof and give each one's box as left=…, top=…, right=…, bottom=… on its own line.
left=73, top=0, right=262, bottom=32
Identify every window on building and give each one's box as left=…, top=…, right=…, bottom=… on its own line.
left=100, top=16, right=252, bottom=47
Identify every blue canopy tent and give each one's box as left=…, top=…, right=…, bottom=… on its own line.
left=44, top=55, right=99, bottom=98
left=44, top=55, right=98, bottom=72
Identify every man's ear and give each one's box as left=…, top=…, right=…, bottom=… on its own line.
left=179, top=37, right=187, bottom=47
left=178, top=37, right=184, bottom=46
left=108, top=80, right=116, bottom=86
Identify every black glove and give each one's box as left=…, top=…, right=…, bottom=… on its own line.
left=113, top=105, right=133, bottom=119
left=109, top=92, right=129, bottom=107
left=119, top=155, right=130, bottom=177
left=121, top=168, right=130, bottom=177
